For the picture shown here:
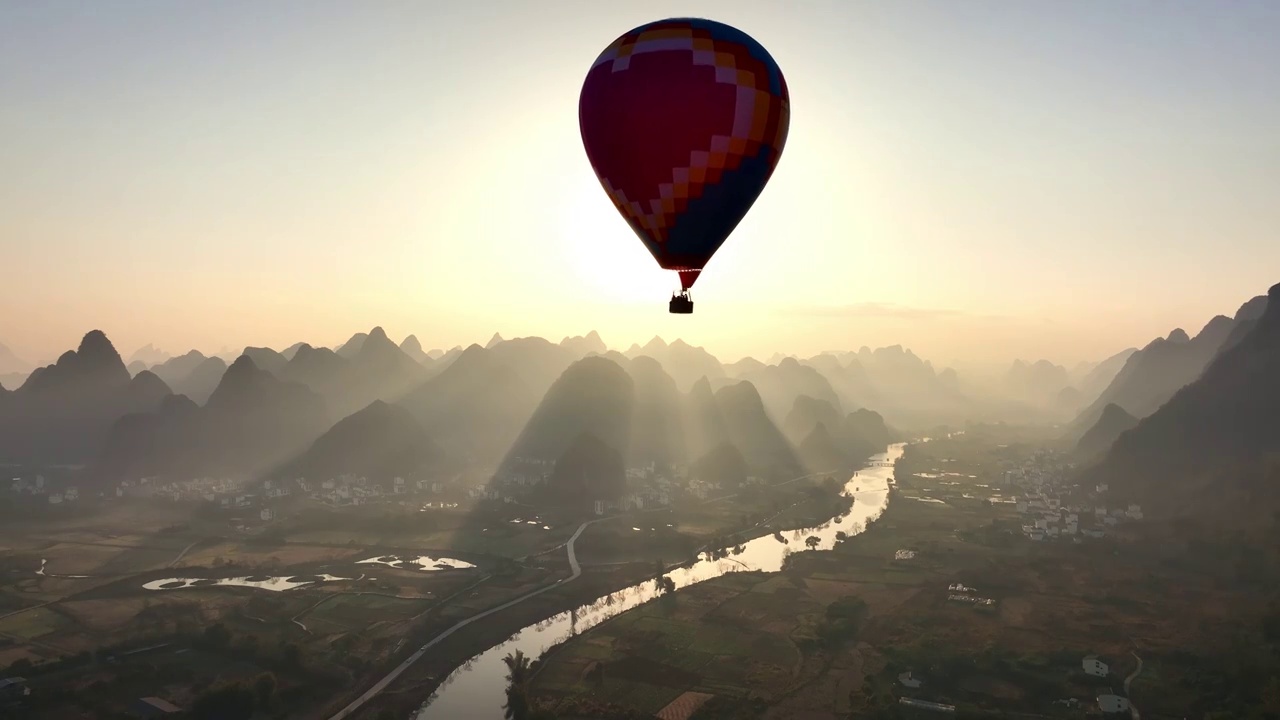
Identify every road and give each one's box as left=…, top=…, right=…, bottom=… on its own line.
left=326, top=521, right=591, bottom=720
left=1124, top=650, right=1143, bottom=720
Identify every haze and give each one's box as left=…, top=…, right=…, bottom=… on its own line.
left=3, top=1, right=1278, bottom=366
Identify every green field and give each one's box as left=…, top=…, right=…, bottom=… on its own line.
left=0, top=607, right=66, bottom=640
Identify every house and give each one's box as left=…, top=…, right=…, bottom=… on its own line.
left=1097, top=694, right=1130, bottom=714
left=898, top=671, right=923, bottom=688
left=1082, top=655, right=1109, bottom=677
left=0, top=677, right=29, bottom=698
left=260, top=508, right=274, bottom=522
left=48, top=493, right=63, bottom=504
left=129, top=697, right=183, bottom=717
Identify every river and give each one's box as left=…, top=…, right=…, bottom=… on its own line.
left=412, top=442, right=904, bottom=719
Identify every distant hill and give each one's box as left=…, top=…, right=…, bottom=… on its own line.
left=335, top=332, right=369, bottom=359
left=97, top=356, right=330, bottom=479
left=151, top=351, right=211, bottom=388
left=1004, top=359, right=1070, bottom=403
left=400, top=334, right=430, bottom=364
left=0, top=331, right=170, bottom=464
left=783, top=395, right=843, bottom=445
left=487, top=336, right=582, bottom=401
left=1084, top=282, right=1280, bottom=524
left=127, top=343, right=170, bottom=366
left=280, top=327, right=425, bottom=418
left=1074, top=403, right=1138, bottom=460
left=151, top=351, right=228, bottom=405
left=1069, top=295, right=1265, bottom=439
left=714, top=381, right=801, bottom=478
left=1074, top=348, right=1137, bottom=404
left=625, top=337, right=725, bottom=392
left=241, top=346, right=289, bottom=376
left=801, top=354, right=877, bottom=412
left=625, top=356, right=687, bottom=467
left=284, top=400, right=442, bottom=481
left=398, top=344, right=539, bottom=469
left=560, top=331, right=607, bottom=357
left=502, top=356, right=635, bottom=465
left=684, top=377, right=729, bottom=462
left=736, top=357, right=843, bottom=422
left=0, top=341, right=30, bottom=375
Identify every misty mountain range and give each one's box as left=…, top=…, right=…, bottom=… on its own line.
left=0, top=284, right=1272, bottom=518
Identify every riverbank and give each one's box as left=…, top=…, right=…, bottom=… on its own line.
left=528, top=430, right=1279, bottom=718
left=403, top=445, right=903, bottom=719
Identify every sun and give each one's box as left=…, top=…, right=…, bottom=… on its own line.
left=558, top=172, right=672, bottom=305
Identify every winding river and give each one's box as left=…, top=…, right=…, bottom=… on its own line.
left=412, top=442, right=904, bottom=719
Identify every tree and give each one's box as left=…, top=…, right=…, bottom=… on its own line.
left=805, top=535, right=821, bottom=549
left=253, top=672, right=277, bottom=709
left=202, top=622, right=231, bottom=650
left=502, top=650, right=532, bottom=720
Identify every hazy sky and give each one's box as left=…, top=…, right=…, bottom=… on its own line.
left=3, top=1, right=1278, bottom=368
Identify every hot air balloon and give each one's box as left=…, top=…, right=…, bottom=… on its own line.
left=579, top=18, right=790, bottom=314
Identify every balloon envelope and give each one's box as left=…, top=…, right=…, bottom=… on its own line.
left=579, top=18, right=790, bottom=290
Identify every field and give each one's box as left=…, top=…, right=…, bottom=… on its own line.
left=530, top=431, right=1280, bottom=719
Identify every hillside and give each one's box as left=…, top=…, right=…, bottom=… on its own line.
left=1086, top=282, right=1280, bottom=523
left=285, top=400, right=443, bottom=480
left=502, top=356, right=635, bottom=465
left=1074, top=403, right=1138, bottom=459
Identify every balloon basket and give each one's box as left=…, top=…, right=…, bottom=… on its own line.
left=669, top=293, right=694, bottom=314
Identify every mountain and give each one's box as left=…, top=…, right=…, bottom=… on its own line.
left=798, top=422, right=849, bottom=474
left=1074, top=403, right=1138, bottom=460
left=626, top=337, right=725, bottom=392
left=0, top=341, right=30, bottom=375
left=126, top=360, right=148, bottom=376
left=1213, top=295, right=1270, bottom=360
left=691, top=442, right=748, bottom=490
left=241, top=347, right=289, bottom=376
left=1004, top=359, right=1070, bottom=403
left=1085, top=282, right=1280, bottom=523
left=97, top=356, right=330, bottom=479
left=545, top=432, right=626, bottom=507
left=281, top=342, right=307, bottom=360
left=127, top=343, right=170, bottom=366
left=151, top=351, right=211, bottom=388
left=852, top=346, right=971, bottom=429
left=285, top=400, right=442, bottom=481
left=714, top=381, right=801, bottom=478
left=174, top=357, right=228, bottom=405
left=1070, top=300, right=1261, bottom=438
left=486, top=333, right=505, bottom=349
left=737, top=357, right=843, bottom=422
left=151, top=351, right=228, bottom=405
left=802, top=354, right=877, bottom=412
left=1073, top=348, right=1137, bottom=404
left=684, top=377, right=729, bottom=462
left=487, top=337, right=581, bottom=400
left=398, top=345, right=539, bottom=468
left=0, top=331, right=170, bottom=463
left=724, top=357, right=766, bottom=378
left=560, top=331, right=607, bottom=357
left=281, top=328, right=425, bottom=419
left=502, top=357, right=635, bottom=465
left=335, top=332, right=369, bottom=359
left=841, top=408, right=893, bottom=463
left=625, top=356, right=686, bottom=467
left=783, top=395, right=843, bottom=445
left=400, top=334, right=430, bottom=364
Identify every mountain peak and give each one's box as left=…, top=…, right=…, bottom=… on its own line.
left=79, top=330, right=120, bottom=360
left=367, top=326, right=389, bottom=343
left=486, top=333, right=504, bottom=349
left=401, top=334, right=423, bottom=353
left=1167, top=328, right=1190, bottom=343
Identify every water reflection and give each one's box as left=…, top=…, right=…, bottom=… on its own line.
left=414, top=443, right=904, bottom=719
left=143, top=574, right=351, bottom=592
left=357, top=555, right=477, bottom=571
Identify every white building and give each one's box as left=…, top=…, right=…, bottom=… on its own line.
left=260, top=508, right=274, bottom=521
left=1097, top=694, right=1130, bottom=714
left=898, top=671, right=923, bottom=688
left=1082, top=656, right=1109, bottom=677
left=48, top=493, right=63, bottom=504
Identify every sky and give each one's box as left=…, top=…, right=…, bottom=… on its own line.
left=2, top=1, right=1278, bottom=369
